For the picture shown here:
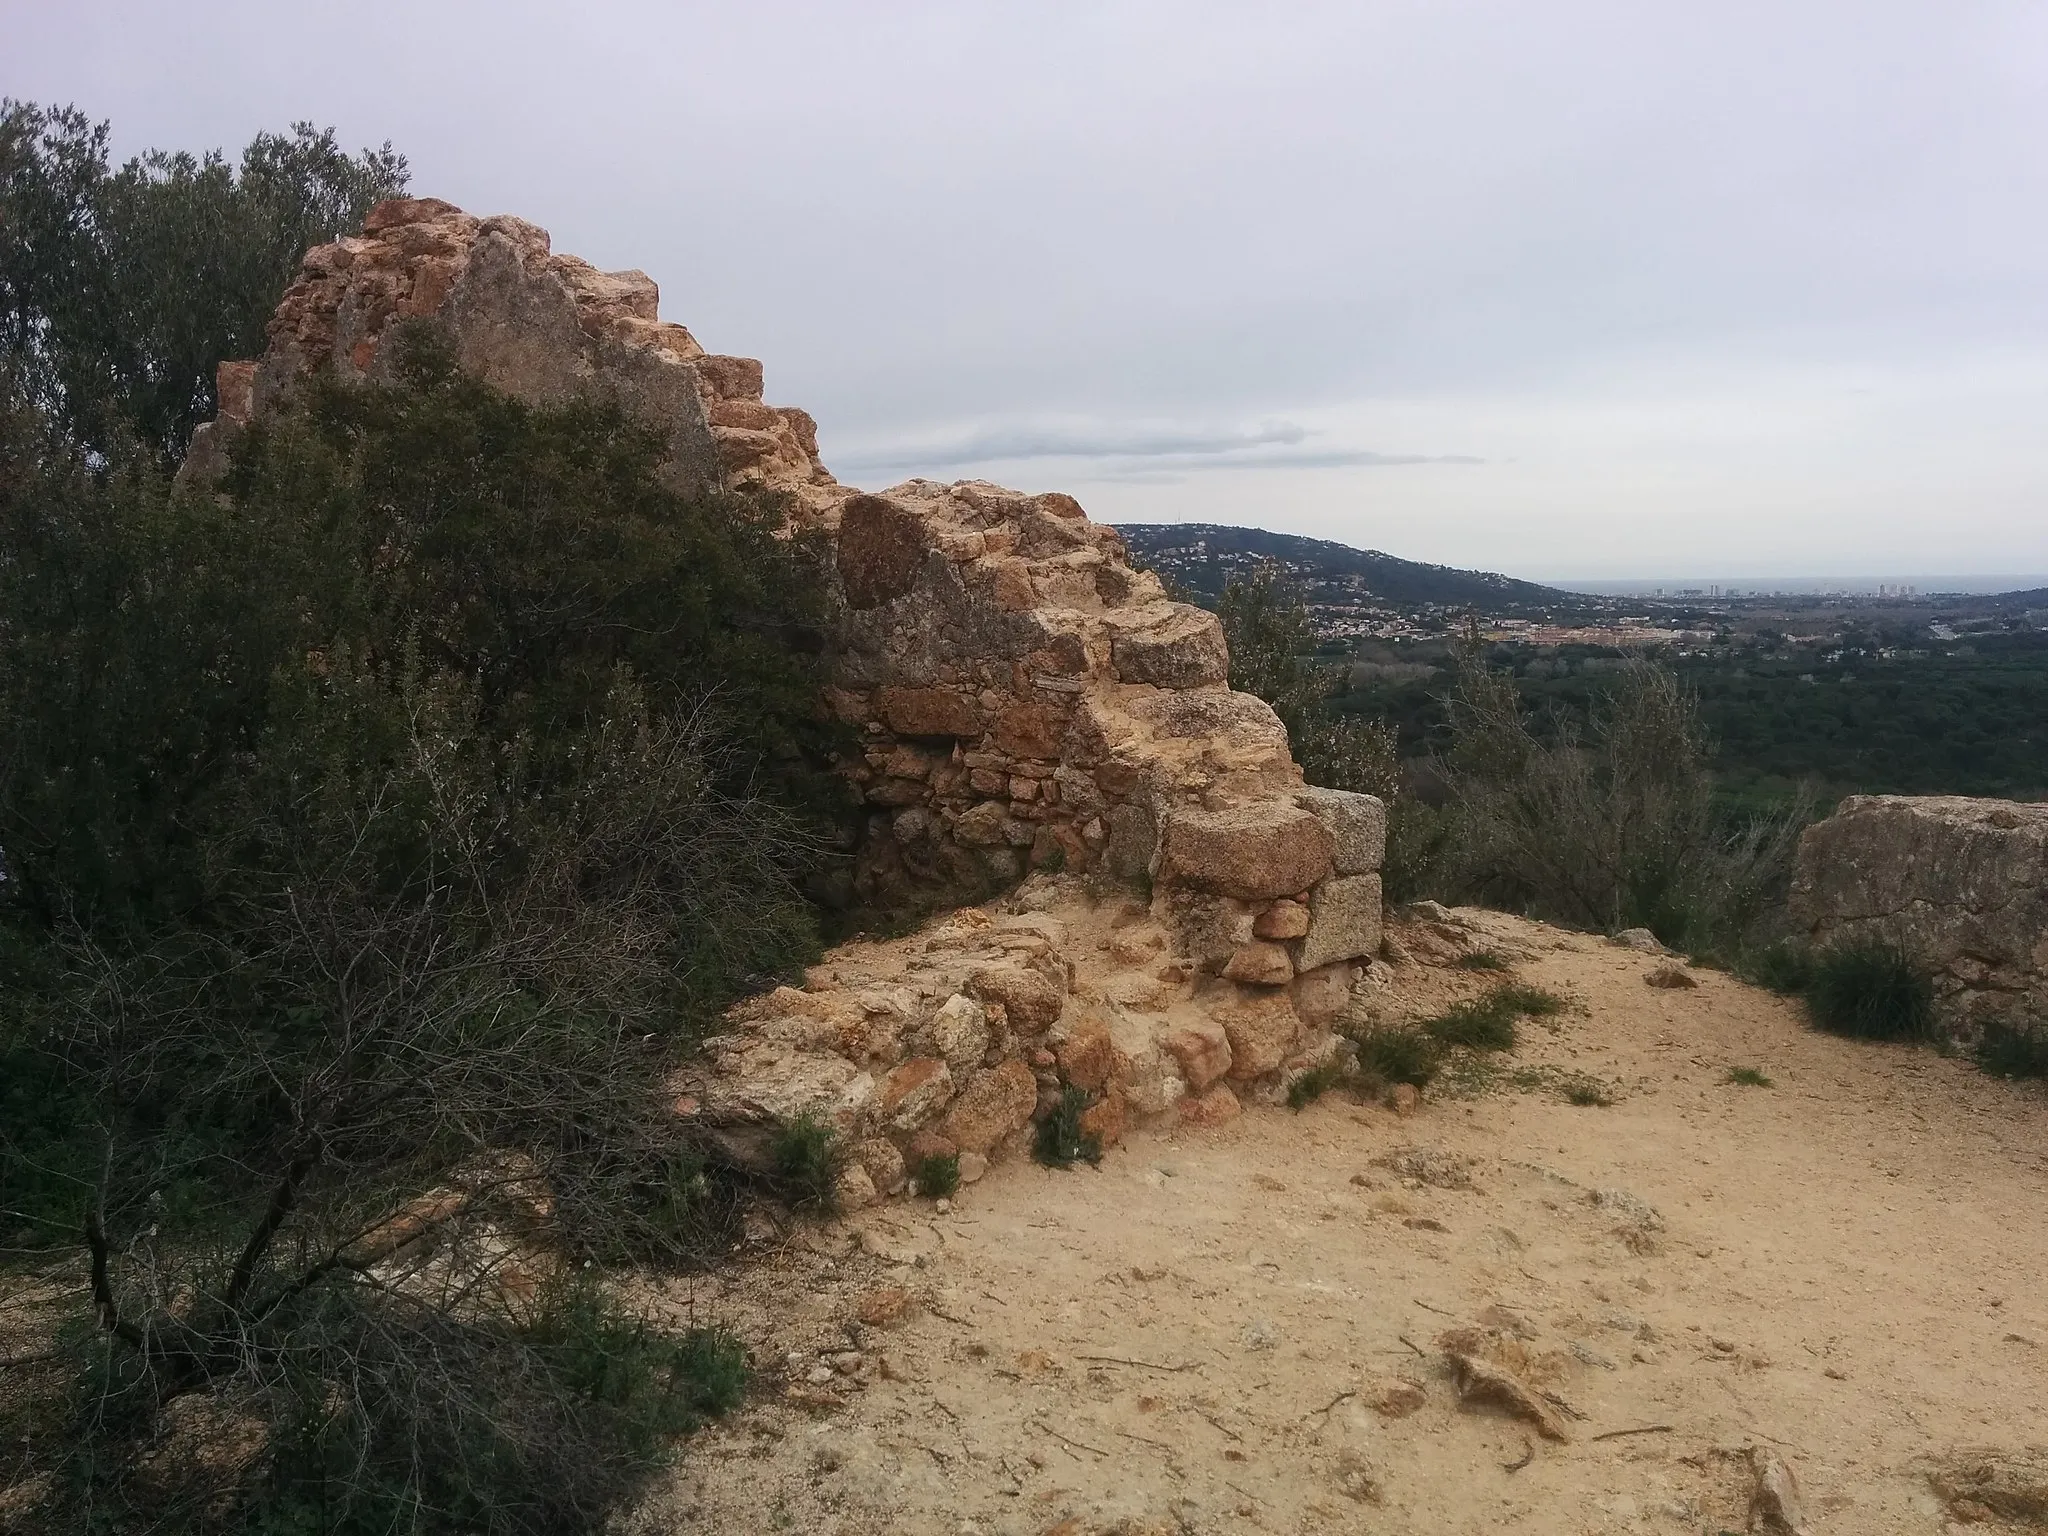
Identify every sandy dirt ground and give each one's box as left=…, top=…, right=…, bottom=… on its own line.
left=635, top=909, right=2048, bottom=1535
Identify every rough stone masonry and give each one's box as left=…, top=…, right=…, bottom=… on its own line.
left=181, top=198, right=1391, bottom=1199
left=1791, top=794, right=2048, bottom=1040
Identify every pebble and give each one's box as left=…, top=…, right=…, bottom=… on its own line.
left=934, top=1197, right=952, bottom=1214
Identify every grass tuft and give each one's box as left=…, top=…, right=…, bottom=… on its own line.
left=1417, top=981, right=1566, bottom=1052
left=1803, top=941, right=1934, bottom=1041
left=1033, top=1086, right=1102, bottom=1168
left=912, top=1150, right=961, bottom=1197
left=1455, top=950, right=1508, bottom=971
left=1975, top=1020, right=2048, bottom=1080
left=1286, top=1061, right=1350, bottom=1110
left=1736, top=940, right=1815, bottom=996
left=1562, top=1077, right=1613, bottom=1107
left=769, top=1111, right=842, bottom=1211
left=1348, top=1026, right=1440, bottom=1088
left=1725, top=1066, right=1773, bottom=1087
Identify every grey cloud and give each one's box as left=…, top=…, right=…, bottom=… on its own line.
left=831, top=419, right=1311, bottom=472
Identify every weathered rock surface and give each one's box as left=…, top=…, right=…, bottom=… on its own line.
left=1790, top=795, right=2048, bottom=1038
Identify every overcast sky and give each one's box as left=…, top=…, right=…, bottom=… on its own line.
left=11, top=2, right=2048, bottom=579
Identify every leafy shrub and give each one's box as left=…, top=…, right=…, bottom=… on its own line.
left=1034, top=1086, right=1102, bottom=1168
left=770, top=1113, right=843, bottom=1211
left=1430, top=658, right=1810, bottom=954
left=1348, top=1027, right=1440, bottom=1088
left=912, top=1151, right=961, bottom=1198
left=1726, top=1066, right=1774, bottom=1087
left=1219, top=564, right=1400, bottom=800
left=0, top=324, right=840, bottom=1530
left=1803, top=941, right=1934, bottom=1041
left=1976, top=1020, right=2048, bottom=1080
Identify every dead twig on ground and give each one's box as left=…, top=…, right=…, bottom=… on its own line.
left=1075, top=1353, right=1193, bottom=1373
left=1592, top=1424, right=1674, bottom=1441
left=1034, top=1421, right=1110, bottom=1459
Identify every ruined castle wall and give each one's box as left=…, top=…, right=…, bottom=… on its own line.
left=184, top=198, right=1393, bottom=1199
left=1790, top=795, right=2048, bottom=1038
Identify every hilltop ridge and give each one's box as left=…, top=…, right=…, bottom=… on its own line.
left=1116, top=522, right=1569, bottom=613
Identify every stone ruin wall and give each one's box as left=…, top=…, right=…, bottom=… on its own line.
left=185, top=197, right=1393, bottom=1202
left=1790, top=794, right=2048, bottom=1039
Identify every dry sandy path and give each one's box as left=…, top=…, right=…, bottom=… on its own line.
left=643, top=911, right=2048, bottom=1535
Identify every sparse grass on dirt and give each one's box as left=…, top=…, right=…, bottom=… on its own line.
left=1418, top=981, right=1567, bottom=1052
left=1727, top=1066, right=1774, bottom=1087
left=1347, top=1025, right=1441, bottom=1088
left=1804, top=941, right=1935, bottom=1042
left=912, top=1151, right=961, bottom=1197
left=1976, top=1020, right=2048, bottom=1080
left=1034, top=1087, right=1102, bottom=1168
left=1563, top=1076, right=1615, bottom=1106
left=1455, top=949, right=1508, bottom=971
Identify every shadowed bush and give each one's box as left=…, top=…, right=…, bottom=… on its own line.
left=1976, top=1020, right=2048, bottom=1080
left=1803, top=941, right=1934, bottom=1041
left=1737, top=940, right=1815, bottom=996
left=1034, top=1087, right=1102, bottom=1168
left=770, top=1113, right=843, bottom=1212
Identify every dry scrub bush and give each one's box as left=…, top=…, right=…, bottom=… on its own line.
left=1, top=334, right=840, bottom=1531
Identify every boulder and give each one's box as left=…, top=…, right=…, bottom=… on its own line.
left=877, top=1057, right=955, bottom=1133
left=1295, top=788, right=1387, bottom=875
left=936, top=1060, right=1038, bottom=1154
left=968, top=964, right=1066, bottom=1035
left=1222, top=941, right=1294, bottom=986
left=1216, top=990, right=1303, bottom=1080
left=1160, top=1018, right=1233, bottom=1091
left=1297, top=874, right=1384, bottom=972
left=925, top=994, right=990, bottom=1077
left=1254, top=899, right=1311, bottom=940
left=1159, top=802, right=1335, bottom=900
left=1110, top=605, right=1230, bottom=688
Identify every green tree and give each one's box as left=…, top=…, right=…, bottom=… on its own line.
left=1217, top=562, right=1399, bottom=799
left=1, top=100, right=405, bottom=461
left=0, top=332, right=840, bottom=1531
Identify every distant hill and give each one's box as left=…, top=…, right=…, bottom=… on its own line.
left=1113, top=523, right=1570, bottom=612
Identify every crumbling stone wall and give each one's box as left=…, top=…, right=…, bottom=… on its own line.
left=1790, top=795, right=2048, bottom=1038
left=185, top=198, right=1393, bottom=1196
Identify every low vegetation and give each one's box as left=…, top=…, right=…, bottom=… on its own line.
left=770, top=1113, right=845, bottom=1212
left=1727, top=1066, right=1775, bottom=1087
left=1802, top=941, right=1935, bottom=1041
left=912, top=1150, right=962, bottom=1198
left=0, top=104, right=846, bottom=1534
left=1975, top=1020, right=2048, bottom=1080
left=1347, top=1026, right=1441, bottom=1089
left=1033, top=1087, right=1103, bottom=1168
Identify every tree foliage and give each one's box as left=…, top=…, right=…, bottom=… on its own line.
left=1217, top=563, right=1399, bottom=800
left=0, top=326, right=842, bottom=1530
left=0, top=100, right=406, bottom=462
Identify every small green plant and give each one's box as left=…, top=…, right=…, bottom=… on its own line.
left=1422, top=995, right=1518, bottom=1050
left=1036, top=845, right=1067, bottom=875
left=1033, top=1086, right=1102, bottom=1168
left=1286, top=1061, right=1350, bottom=1110
left=1493, top=982, right=1566, bottom=1018
left=1562, top=1077, right=1613, bottom=1106
left=1455, top=949, right=1508, bottom=971
left=1349, top=1026, right=1440, bottom=1088
left=1804, top=941, right=1934, bottom=1041
left=1418, top=982, right=1564, bottom=1051
left=1976, top=1020, right=2048, bottom=1080
left=1738, top=940, right=1814, bottom=996
left=1726, top=1066, right=1773, bottom=1087
left=770, top=1111, right=842, bottom=1210
left=912, top=1150, right=961, bottom=1197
